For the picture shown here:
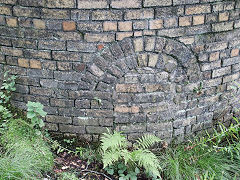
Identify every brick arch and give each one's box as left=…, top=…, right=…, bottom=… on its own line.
left=83, top=36, right=202, bottom=140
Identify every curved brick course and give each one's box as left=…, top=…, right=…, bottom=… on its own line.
left=0, top=0, right=240, bottom=142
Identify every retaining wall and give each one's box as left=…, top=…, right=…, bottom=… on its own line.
left=0, top=0, right=240, bottom=142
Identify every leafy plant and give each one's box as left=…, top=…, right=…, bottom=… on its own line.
left=0, top=71, right=16, bottom=104
left=27, top=101, right=47, bottom=134
left=100, top=130, right=162, bottom=179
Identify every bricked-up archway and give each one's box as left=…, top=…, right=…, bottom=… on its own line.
left=75, top=36, right=202, bottom=141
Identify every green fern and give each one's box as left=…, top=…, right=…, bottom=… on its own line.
left=100, top=131, right=161, bottom=178
left=135, top=134, right=161, bottom=149
left=100, top=130, right=127, bottom=152
left=132, top=149, right=161, bottom=177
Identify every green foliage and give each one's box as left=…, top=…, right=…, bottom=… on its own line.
left=58, top=172, right=79, bottom=180
left=0, top=71, right=16, bottom=104
left=100, top=131, right=161, bottom=178
left=0, top=119, right=54, bottom=180
left=27, top=101, right=47, bottom=133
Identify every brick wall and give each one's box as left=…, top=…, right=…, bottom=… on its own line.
left=0, top=0, right=240, bottom=142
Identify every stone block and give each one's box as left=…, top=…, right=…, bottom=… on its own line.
left=103, top=21, right=117, bottom=31
left=185, top=4, right=211, bottom=15
left=63, top=21, right=76, bottom=31
left=46, top=115, right=72, bottom=124
left=39, top=40, right=66, bottom=50
left=67, top=41, right=97, bottom=52
left=111, top=0, right=141, bottom=8
left=33, top=19, right=45, bottom=29
left=212, top=21, right=234, bottom=32
left=118, top=21, right=132, bottom=31
left=193, top=15, right=204, bottom=25
left=59, top=124, right=85, bottom=134
left=212, top=66, right=231, bottom=78
left=13, top=6, right=40, bottom=18
left=149, top=19, right=163, bottom=29
left=144, top=0, right=172, bottom=7
left=92, top=10, right=122, bottom=21
left=45, top=0, right=76, bottom=8
left=179, top=16, right=192, bottom=26
left=77, top=0, right=108, bottom=9
left=125, top=9, right=154, bottom=20
left=42, top=8, right=69, bottom=19
left=0, top=5, right=11, bottom=15
left=77, top=22, right=103, bottom=32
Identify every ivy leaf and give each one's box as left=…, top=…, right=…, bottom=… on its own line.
left=27, top=111, right=35, bottom=119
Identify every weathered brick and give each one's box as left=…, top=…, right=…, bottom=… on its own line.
left=18, top=58, right=29, bottom=68
left=45, top=123, right=58, bottom=131
left=223, top=73, right=239, bottom=83
left=1, top=47, right=23, bottom=56
left=205, top=42, right=227, bottom=52
left=46, top=115, right=72, bottom=124
left=185, top=4, right=211, bottom=15
left=18, top=0, right=44, bottom=6
left=103, top=21, right=117, bottom=31
left=30, top=86, right=53, bottom=96
left=118, top=21, right=132, bottom=31
left=133, top=20, right=148, bottom=30
left=73, top=117, right=98, bottom=126
left=125, top=9, right=154, bottom=20
left=209, top=51, right=220, bottom=61
left=115, top=105, right=139, bottom=113
left=39, top=40, right=65, bottom=50
left=7, top=56, right=20, bottom=66
left=50, top=98, right=74, bottom=108
left=212, top=66, right=231, bottom=78
left=67, top=41, right=97, bottom=52
left=54, top=71, right=81, bottom=81
left=134, top=38, right=144, bottom=52
left=178, top=37, right=194, bottom=45
left=144, top=0, right=172, bottom=7
left=145, top=37, right=155, bottom=51
left=0, top=5, right=11, bottom=15
left=212, top=21, right=234, bottom=32
left=203, top=77, right=222, bottom=88
left=77, top=22, right=102, bottom=32
left=200, top=61, right=221, bottom=71
left=179, top=16, right=192, bottom=26
left=157, top=27, right=185, bottom=37
left=116, top=84, right=143, bottom=93
left=193, top=15, right=204, bottom=25
left=173, top=0, right=199, bottom=5
left=156, top=6, right=184, bottom=18
left=231, top=49, right=239, bottom=57
left=52, top=51, right=82, bottom=61
left=13, top=6, right=40, bottom=18
left=84, top=33, right=115, bottom=43
left=57, top=62, right=72, bottom=71
left=222, top=57, right=239, bottom=66
left=45, top=0, right=75, bottom=8
left=92, top=10, right=122, bottom=20
left=0, top=0, right=17, bottom=5
left=24, top=49, right=51, bottom=59
left=63, top=21, right=76, bottom=31
left=71, top=10, right=90, bottom=20
left=33, top=19, right=45, bottom=29
left=219, top=12, right=229, bottom=21
left=148, top=53, right=159, bottom=67
left=29, top=59, right=41, bottom=69
left=86, top=126, right=108, bottom=134
left=149, top=19, right=163, bottom=29
left=164, top=17, right=178, bottom=28
left=147, top=122, right=172, bottom=131
left=116, top=32, right=133, bottom=41
left=111, top=0, right=141, bottom=8
left=42, top=8, right=69, bottom=19
left=6, top=17, right=17, bottom=27
left=59, top=124, right=85, bottom=134
left=77, top=0, right=108, bottom=9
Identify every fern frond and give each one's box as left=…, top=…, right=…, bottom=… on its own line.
left=135, top=134, right=161, bottom=149
left=102, top=149, right=122, bottom=168
left=100, top=130, right=127, bottom=152
left=132, top=149, right=161, bottom=177
left=120, top=149, right=132, bottom=165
